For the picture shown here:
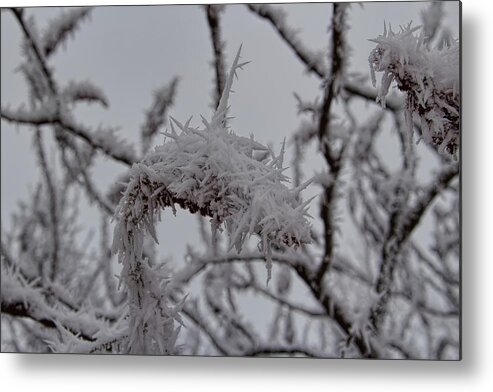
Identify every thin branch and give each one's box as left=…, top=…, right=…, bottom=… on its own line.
left=1, top=301, right=95, bottom=342
left=233, top=279, right=326, bottom=318
left=175, top=298, right=232, bottom=356
left=246, top=4, right=402, bottom=111
left=316, top=4, right=348, bottom=283
left=173, top=249, right=375, bottom=357
left=243, top=345, right=325, bottom=358
left=247, top=4, right=325, bottom=78
left=370, top=163, right=459, bottom=330
left=61, top=146, right=114, bottom=215
left=34, top=128, right=59, bottom=281
left=6, top=8, right=136, bottom=167
left=11, top=8, right=58, bottom=95
left=1, top=108, right=135, bottom=166
left=204, top=4, right=227, bottom=109
left=141, top=77, right=179, bottom=154
left=41, top=7, right=92, bottom=58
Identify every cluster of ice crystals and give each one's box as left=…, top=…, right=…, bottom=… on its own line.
left=112, top=48, right=312, bottom=354
left=114, top=49, right=312, bottom=272
left=368, top=22, right=459, bottom=159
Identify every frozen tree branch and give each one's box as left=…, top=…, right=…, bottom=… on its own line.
left=344, top=83, right=402, bottom=112
left=33, top=129, right=60, bottom=281
left=247, top=4, right=326, bottom=78
left=10, top=8, right=58, bottom=95
left=370, top=163, right=459, bottom=330
left=204, top=4, right=227, bottom=109
left=243, top=345, right=325, bottom=358
left=112, top=48, right=313, bottom=354
left=1, top=301, right=81, bottom=337
left=190, top=250, right=379, bottom=357
left=233, top=279, right=326, bottom=318
left=140, top=77, right=179, bottom=155
left=369, top=23, right=460, bottom=158
left=246, top=4, right=402, bottom=112
left=4, top=7, right=137, bottom=174
left=316, top=3, right=349, bottom=284
left=1, top=267, right=100, bottom=342
left=176, top=298, right=232, bottom=356
left=1, top=107, right=136, bottom=166
left=62, top=80, right=109, bottom=108
left=60, top=147, right=115, bottom=215
left=421, top=2, right=444, bottom=48
left=41, top=7, right=92, bottom=58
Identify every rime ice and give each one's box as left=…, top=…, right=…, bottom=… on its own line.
left=369, top=23, right=460, bottom=159
left=112, top=47, right=313, bottom=353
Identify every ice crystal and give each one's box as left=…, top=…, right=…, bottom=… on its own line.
left=112, top=47, right=313, bottom=354
left=369, top=22, right=459, bottom=159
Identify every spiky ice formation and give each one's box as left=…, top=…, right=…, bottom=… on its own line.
left=112, top=47, right=313, bottom=353
left=113, top=48, right=313, bottom=277
left=369, top=23, right=459, bottom=159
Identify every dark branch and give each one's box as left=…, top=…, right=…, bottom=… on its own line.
left=205, top=5, right=227, bottom=109
left=1, top=301, right=95, bottom=342
left=316, top=4, right=348, bottom=283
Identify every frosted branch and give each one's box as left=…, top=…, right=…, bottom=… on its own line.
left=33, top=129, right=60, bottom=282
left=62, top=79, right=109, bottom=108
left=204, top=4, right=227, bottom=109
left=112, top=48, right=313, bottom=354
left=316, top=3, right=349, bottom=283
left=247, top=4, right=401, bottom=111
left=370, top=163, right=459, bottom=330
left=41, top=7, right=92, bottom=57
left=10, top=8, right=58, bottom=95
left=140, top=77, right=179, bottom=154
left=369, top=23, right=460, bottom=158
left=247, top=4, right=326, bottom=77
left=1, top=106, right=137, bottom=166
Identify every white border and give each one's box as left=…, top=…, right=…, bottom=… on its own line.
left=2, top=0, right=492, bottom=391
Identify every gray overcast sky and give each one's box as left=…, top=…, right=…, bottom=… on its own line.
left=1, top=2, right=460, bottom=267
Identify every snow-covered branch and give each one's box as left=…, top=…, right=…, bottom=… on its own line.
left=247, top=3, right=402, bottom=112
left=10, top=8, right=58, bottom=95
left=41, top=7, right=92, bottom=58
left=141, top=77, right=179, bottom=154
left=33, top=129, right=60, bottom=282
left=1, top=265, right=102, bottom=343
left=369, top=23, right=460, bottom=158
left=204, top=4, right=227, bottom=109
left=316, top=3, right=349, bottom=283
left=247, top=4, right=326, bottom=78
left=243, top=344, right=327, bottom=358
left=1, top=106, right=137, bottom=165
left=370, top=163, right=459, bottom=330
left=112, top=48, right=313, bottom=354
left=62, top=80, right=109, bottom=108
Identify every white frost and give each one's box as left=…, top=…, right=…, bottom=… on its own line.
left=368, top=23, right=459, bottom=159
left=112, top=47, right=313, bottom=354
